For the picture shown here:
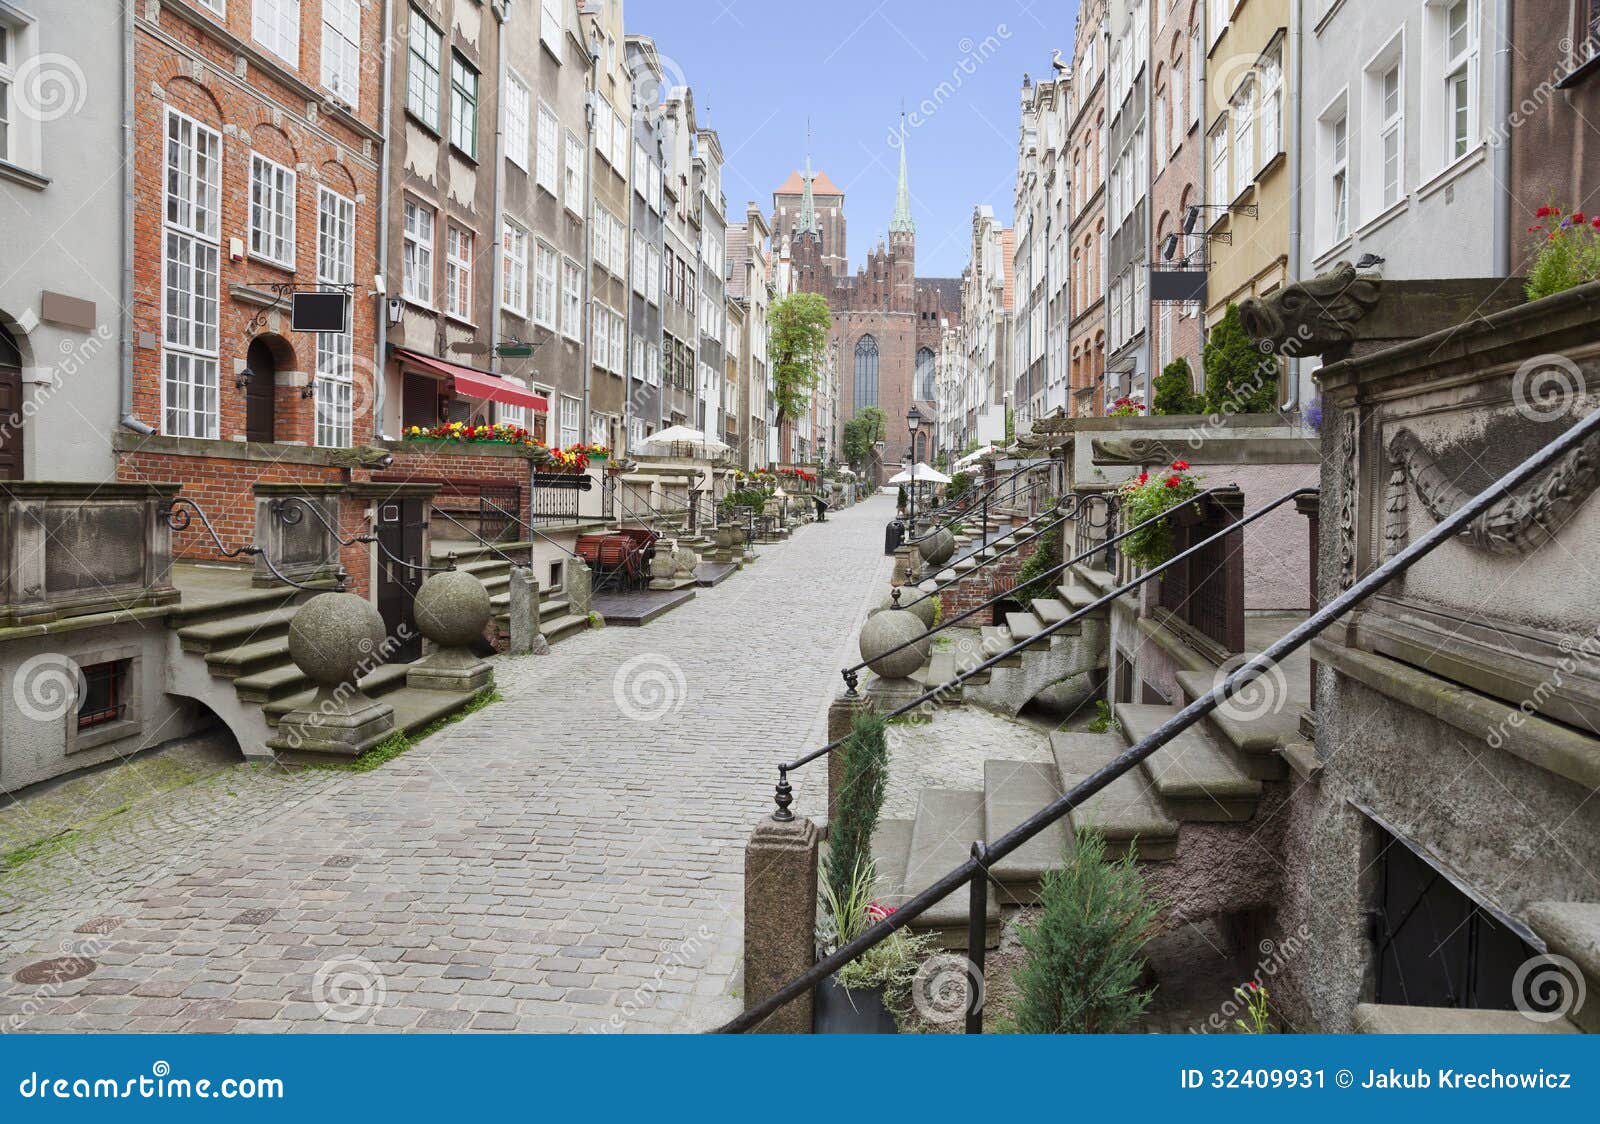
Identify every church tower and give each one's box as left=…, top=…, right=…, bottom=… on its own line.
left=791, top=153, right=826, bottom=294
left=888, top=120, right=916, bottom=309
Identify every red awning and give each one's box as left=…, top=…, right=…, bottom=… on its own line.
left=395, top=349, right=549, bottom=413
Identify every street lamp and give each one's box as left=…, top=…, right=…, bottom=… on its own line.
left=906, top=405, right=926, bottom=527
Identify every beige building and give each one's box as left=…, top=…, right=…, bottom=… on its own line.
left=581, top=0, right=633, bottom=451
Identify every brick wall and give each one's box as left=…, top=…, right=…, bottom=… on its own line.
left=377, top=445, right=535, bottom=528
left=939, top=536, right=1039, bottom=627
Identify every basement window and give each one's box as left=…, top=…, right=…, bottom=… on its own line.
left=76, top=661, right=129, bottom=731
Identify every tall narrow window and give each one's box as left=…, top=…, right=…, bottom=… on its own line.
left=533, top=241, right=557, bottom=327
left=559, top=396, right=581, bottom=446
left=1331, top=114, right=1349, bottom=243
left=854, top=335, right=879, bottom=410
left=540, top=0, right=562, bottom=53
left=536, top=103, right=559, bottom=192
left=402, top=198, right=434, bottom=304
left=407, top=8, right=442, bottom=129
left=915, top=348, right=936, bottom=401
left=1259, top=41, right=1284, bottom=162
left=1231, top=80, right=1254, bottom=196
left=504, top=72, right=530, bottom=170
left=564, top=130, right=584, bottom=213
left=162, top=109, right=222, bottom=440
left=445, top=225, right=474, bottom=320
left=1379, top=61, right=1403, bottom=208
left=248, top=154, right=295, bottom=268
left=1170, top=57, right=1184, bottom=150
left=450, top=54, right=478, bottom=157
left=560, top=257, right=582, bottom=338
left=1443, top=0, right=1477, bottom=162
left=502, top=224, right=529, bottom=317
left=315, top=188, right=356, bottom=448
left=321, top=0, right=360, bottom=108
left=1209, top=118, right=1229, bottom=208
left=0, top=24, right=12, bottom=163
left=253, top=0, right=300, bottom=65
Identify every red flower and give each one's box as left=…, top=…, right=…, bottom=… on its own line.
left=866, top=901, right=897, bottom=923
left=1170, top=459, right=1190, bottom=472
left=1592, top=217, right=1600, bottom=229
left=1574, top=212, right=1589, bottom=225
left=1137, top=473, right=1149, bottom=485
left=1246, top=981, right=1259, bottom=992
left=1165, top=475, right=1181, bottom=489
left=1536, top=205, right=1558, bottom=218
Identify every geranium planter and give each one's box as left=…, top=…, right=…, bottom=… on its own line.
left=813, top=976, right=898, bottom=1034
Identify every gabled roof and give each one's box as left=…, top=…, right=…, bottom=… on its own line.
left=775, top=169, right=843, bottom=196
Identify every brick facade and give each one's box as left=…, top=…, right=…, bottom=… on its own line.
left=937, top=536, right=1040, bottom=627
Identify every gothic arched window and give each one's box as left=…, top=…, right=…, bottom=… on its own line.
left=854, top=334, right=879, bottom=410
left=915, top=348, right=936, bottom=401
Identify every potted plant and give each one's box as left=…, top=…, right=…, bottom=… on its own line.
left=814, top=858, right=927, bottom=1033
left=1117, top=460, right=1201, bottom=567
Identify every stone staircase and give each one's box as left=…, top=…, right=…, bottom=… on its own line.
left=447, top=553, right=590, bottom=649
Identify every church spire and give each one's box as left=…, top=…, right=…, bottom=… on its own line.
left=890, top=115, right=914, bottom=236
left=797, top=151, right=819, bottom=236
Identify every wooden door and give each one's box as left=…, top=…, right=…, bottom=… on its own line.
left=245, top=339, right=276, bottom=444
left=375, top=497, right=427, bottom=661
left=0, top=326, right=24, bottom=479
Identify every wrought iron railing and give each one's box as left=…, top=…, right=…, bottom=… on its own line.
left=270, top=496, right=457, bottom=582
left=1154, top=490, right=1246, bottom=654
left=163, top=497, right=346, bottom=593
left=896, top=497, right=1081, bottom=611
left=721, top=402, right=1600, bottom=1034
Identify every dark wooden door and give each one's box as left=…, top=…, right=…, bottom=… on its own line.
left=0, top=326, right=23, bottom=479
left=245, top=339, right=276, bottom=444
left=375, top=497, right=427, bottom=661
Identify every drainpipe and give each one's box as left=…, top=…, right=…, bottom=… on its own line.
left=372, top=0, right=394, bottom=439
left=1282, top=0, right=1305, bottom=413
left=1492, top=0, right=1513, bottom=276
left=118, top=1, right=152, bottom=436
left=489, top=2, right=508, bottom=369
left=581, top=28, right=599, bottom=439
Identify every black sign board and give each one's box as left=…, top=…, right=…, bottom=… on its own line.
left=1149, top=269, right=1207, bottom=304
left=292, top=291, right=350, bottom=333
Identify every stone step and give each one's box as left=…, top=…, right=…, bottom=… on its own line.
left=386, top=683, right=489, bottom=739
left=869, top=818, right=915, bottom=908
left=233, top=661, right=312, bottom=704
left=1030, top=597, right=1074, bottom=626
left=166, top=585, right=310, bottom=628
left=979, top=625, right=1023, bottom=668
left=1116, top=703, right=1262, bottom=822
left=1004, top=611, right=1052, bottom=651
left=1527, top=901, right=1600, bottom=1033
left=177, top=605, right=299, bottom=654
left=984, top=759, right=1074, bottom=904
left=1056, top=583, right=1097, bottom=611
left=204, top=635, right=295, bottom=679
left=919, top=650, right=966, bottom=704
left=1074, top=565, right=1118, bottom=593
left=453, top=557, right=515, bottom=577
left=904, top=788, right=1000, bottom=948
left=1050, top=731, right=1180, bottom=860
left=543, top=613, right=589, bottom=644
left=1352, top=1003, right=1579, bottom=1034
left=946, top=638, right=992, bottom=685
left=262, top=663, right=413, bottom=726
left=539, top=597, right=572, bottom=621
left=1175, top=668, right=1300, bottom=774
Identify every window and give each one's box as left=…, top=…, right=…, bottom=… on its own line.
left=559, top=396, right=581, bottom=446
left=445, top=226, right=473, bottom=321
left=647, top=342, right=661, bottom=386
left=541, top=0, right=563, bottom=51
left=502, top=224, right=528, bottom=317
left=634, top=143, right=650, bottom=201
left=854, top=335, right=879, bottom=410
left=1328, top=110, right=1350, bottom=244
left=318, top=187, right=355, bottom=287
left=1378, top=58, right=1404, bottom=209
left=315, top=189, right=356, bottom=449
left=592, top=302, right=612, bottom=371
left=1154, top=92, right=1168, bottom=172
left=612, top=110, right=627, bottom=171
left=594, top=96, right=612, bottom=160
left=1209, top=118, right=1229, bottom=208
left=0, top=24, right=11, bottom=163
left=534, top=241, right=557, bottom=327
left=162, top=109, right=221, bottom=440
left=253, top=0, right=299, bottom=64
left=1170, top=59, right=1184, bottom=151
left=1440, top=0, right=1478, bottom=162
left=915, top=348, right=936, bottom=401
left=450, top=54, right=478, bottom=157
left=610, top=212, right=627, bottom=276
left=504, top=72, right=530, bottom=170
left=1210, top=0, right=1228, bottom=44
left=591, top=412, right=609, bottom=447
left=632, top=337, right=645, bottom=381
left=648, top=159, right=662, bottom=211
left=536, top=103, right=559, bottom=192
left=1231, top=81, right=1254, bottom=196
left=632, top=232, right=647, bottom=295
left=592, top=209, right=611, bottom=276
left=407, top=8, right=442, bottom=129
left=564, top=130, right=584, bottom=213
left=248, top=154, right=295, bottom=268
left=321, top=0, right=360, bottom=108
left=77, top=661, right=130, bottom=731
left=611, top=314, right=624, bottom=377
left=1189, top=29, right=1203, bottom=126
left=646, top=245, right=661, bottom=305
left=560, top=256, right=582, bottom=339
left=1259, top=42, right=1283, bottom=163
left=402, top=198, right=434, bottom=304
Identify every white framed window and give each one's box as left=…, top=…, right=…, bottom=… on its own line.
left=499, top=386, right=528, bottom=430
left=252, top=0, right=300, bottom=65
left=559, top=395, right=582, bottom=446
left=611, top=309, right=624, bottom=373
left=632, top=232, right=647, bottom=296
left=248, top=154, right=295, bottom=268
left=647, top=342, right=661, bottom=386
left=1210, top=0, right=1228, bottom=44
left=321, top=0, right=360, bottom=109
left=402, top=198, right=435, bottom=304
left=1170, top=59, right=1184, bottom=151
left=534, top=241, right=558, bottom=327
left=1231, top=80, right=1254, bottom=196
left=450, top=54, right=479, bottom=158
left=407, top=7, right=442, bottom=129
left=1259, top=39, right=1284, bottom=164
left=591, top=411, right=608, bottom=447
left=593, top=207, right=613, bottom=275
left=564, top=130, right=584, bottom=214
left=634, top=142, right=650, bottom=202
left=445, top=225, right=474, bottom=321
left=647, top=158, right=662, bottom=212
left=1435, top=0, right=1479, bottom=164
left=502, top=223, right=529, bottom=317
left=1321, top=98, right=1350, bottom=248
left=161, top=108, right=222, bottom=440
left=595, top=95, right=613, bottom=161
left=315, top=189, right=356, bottom=449
left=560, top=256, right=582, bottom=339
left=592, top=301, right=610, bottom=370
left=611, top=110, right=627, bottom=171
left=1189, top=29, right=1203, bottom=127
left=504, top=71, right=530, bottom=170
left=631, top=336, right=645, bottom=381
left=0, top=23, right=12, bottom=164
left=1154, top=92, right=1167, bottom=172
left=1365, top=43, right=1406, bottom=214
left=646, top=244, right=661, bottom=305
left=1209, top=118, right=1229, bottom=209
left=610, top=212, right=627, bottom=276
left=540, top=0, right=563, bottom=53
left=536, top=103, right=559, bottom=193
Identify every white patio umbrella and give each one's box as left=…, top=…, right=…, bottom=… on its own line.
left=887, top=462, right=952, bottom=485
left=637, top=424, right=729, bottom=457
left=954, top=444, right=998, bottom=467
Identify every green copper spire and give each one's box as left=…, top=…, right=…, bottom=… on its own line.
left=797, top=152, right=819, bottom=236
left=890, top=117, right=914, bottom=235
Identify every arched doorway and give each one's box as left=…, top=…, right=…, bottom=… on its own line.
left=244, top=337, right=281, bottom=444
left=0, top=323, right=23, bottom=479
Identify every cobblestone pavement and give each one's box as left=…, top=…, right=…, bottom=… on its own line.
left=0, top=495, right=895, bottom=1033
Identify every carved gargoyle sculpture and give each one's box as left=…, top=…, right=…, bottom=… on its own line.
left=1237, top=262, right=1382, bottom=362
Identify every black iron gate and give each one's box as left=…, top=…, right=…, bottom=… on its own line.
left=1371, top=826, right=1536, bottom=1011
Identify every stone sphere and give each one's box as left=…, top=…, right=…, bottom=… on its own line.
left=287, top=592, right=390, bottom=687
left=859, top=608, right=932, bottom=680
left=884, top=587, right=937, bottom=630
left=918, top=527, right=956, bottom=566
left=412, top=569, right=492, bottom=647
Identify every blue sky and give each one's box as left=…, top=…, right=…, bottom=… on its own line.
left=626, top=0, right=1081, bottom=277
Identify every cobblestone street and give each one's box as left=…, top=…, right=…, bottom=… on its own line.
left=0, top=495, right=895, bottom=1033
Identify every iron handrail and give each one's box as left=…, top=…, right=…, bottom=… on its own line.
left=162, top=497, right=344, bottom=593
left=908, top=461, right=1041, bottom=531
left=725, top=399, right=1600, bottom=1035
left=470, top=493, right=585, bottom=562
left=905, top=474, right=1052, bottom=547
left=896, top=496, right=1083, bottom=610
left=270, top=495, right=459, bottom=579
left=840, top=486, right=1236, bottom=695
left=429, top=508, right=534, bottom=569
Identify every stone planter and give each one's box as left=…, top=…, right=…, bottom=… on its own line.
left=813, top=976, right=898, bottom=1034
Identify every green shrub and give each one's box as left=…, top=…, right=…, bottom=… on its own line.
left=1011, top=521, right=1062, bottom=605
left=1010, top=828, right=1163, bottom=1033
left=1203, top=305, right=1279, bottom=415
left=822, top=709, right=890, bottom=922
left=946, top=471, right=973, bottom=504
left=1152, top=358, right=1204, bottom=416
